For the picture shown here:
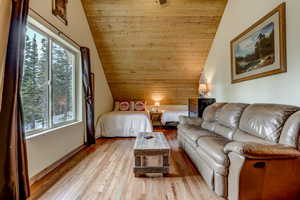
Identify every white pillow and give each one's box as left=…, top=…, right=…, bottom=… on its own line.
left=114, top=101, right=120, bottom=111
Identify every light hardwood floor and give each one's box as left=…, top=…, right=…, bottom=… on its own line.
left=29, top=130, right=223, bottom=200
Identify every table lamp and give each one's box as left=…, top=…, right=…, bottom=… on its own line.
left=199, top=72, right=209, bottom=98
left=154, top=102, right=160, bottom=112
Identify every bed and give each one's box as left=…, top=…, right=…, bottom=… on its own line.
left=161, top=109, right=189, bottom=126
left=96, top=111, right=153, bottom=138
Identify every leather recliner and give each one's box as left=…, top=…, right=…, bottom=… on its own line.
left=178, top=103, right=300, bottom=200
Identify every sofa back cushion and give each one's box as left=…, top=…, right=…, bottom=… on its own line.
left=203, top=103, right=227, bottom=122
left=201, top=103, right=226, bottom=132
left=215, top=103, right=249, bottom=139
left=239, top=104, right=300, bottom=143
left=280, top=111, right=300, bottom=149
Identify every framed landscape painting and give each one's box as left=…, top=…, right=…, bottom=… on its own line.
left=231, top=3, right=286, bottom=83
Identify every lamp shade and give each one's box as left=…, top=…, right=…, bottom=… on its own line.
left=199, top=72, right=207, bottom=84
left=199, top=72, right=209, bottom=97
left=155, top=102, right=160, bottom=107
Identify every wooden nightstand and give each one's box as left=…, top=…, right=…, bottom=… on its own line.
left=150, top=112, right=163, bottom=128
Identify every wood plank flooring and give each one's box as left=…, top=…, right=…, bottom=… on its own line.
left=29, top=130, right=223, bottom=200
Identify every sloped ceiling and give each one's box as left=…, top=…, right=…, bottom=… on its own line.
left=82, top=0, right=227, bottom=105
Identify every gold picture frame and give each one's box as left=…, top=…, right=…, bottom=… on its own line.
left=231, top=3, right=286, bottom=83
left=52, top=0, right=68, bottom=25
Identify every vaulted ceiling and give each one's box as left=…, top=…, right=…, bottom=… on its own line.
left=82, top=0, right=227, bottom=105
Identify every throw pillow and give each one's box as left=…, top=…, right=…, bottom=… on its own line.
left=119, top=101, right=130, bottom=111
left=135, top=101, right=145, bottom=111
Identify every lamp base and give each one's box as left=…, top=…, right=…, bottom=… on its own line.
left=199, top=94, right=207, bottom=98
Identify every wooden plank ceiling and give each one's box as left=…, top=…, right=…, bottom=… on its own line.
left=82, top=0, right=227, bottom=105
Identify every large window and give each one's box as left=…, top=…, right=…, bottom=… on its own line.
left=21, top=22, right=79, bottom=136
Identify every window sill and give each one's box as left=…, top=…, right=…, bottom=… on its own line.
left=25, top=121, right=83, bottom=140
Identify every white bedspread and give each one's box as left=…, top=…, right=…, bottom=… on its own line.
left=96, top=111, right=153, bottom=137
left=161, top=110, right=189, bottom=125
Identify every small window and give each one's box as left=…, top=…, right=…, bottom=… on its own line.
left=21, top=21, right=80, bottom=136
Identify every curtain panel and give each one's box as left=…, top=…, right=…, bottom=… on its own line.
left=80, top=47, right=96, bottom=145
left=0, top=0, right=12, bottom=111
left=0, top=0, right=30, bottom=199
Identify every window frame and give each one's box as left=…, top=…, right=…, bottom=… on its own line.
left=23, top=20, right=81, bottom=137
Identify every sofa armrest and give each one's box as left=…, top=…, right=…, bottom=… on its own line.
left=224, top=141, right=300, bottom=159
left=179, top=116, right=203, bottom=127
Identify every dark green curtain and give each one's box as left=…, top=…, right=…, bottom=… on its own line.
left=0, top=0, right=30, bottom=199
left=80, top=47, right=96, bottom=145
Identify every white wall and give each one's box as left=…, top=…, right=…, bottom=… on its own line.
left=204, top=0, right=300, bottom=106
left=27, top=0, right=113, bottom=177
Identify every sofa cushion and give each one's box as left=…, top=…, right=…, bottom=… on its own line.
left=195, top=144, right=229, bottom=175
left=197, top=136, right=231, bottom=167
left=233, top=129, right=274, bottom=145
left=201, top=121, right=217, bottom=132
left=182, top=143, right=215, bottom=187
left=178, top=124, right=216, bottom=146
left=179, top=116, right=203, bottom=127
left=203, top=103, right=227, bottom=122
left=214, top=124, right=236, bottom=140
left=214, top=103, right=248, bottom=139
left=280, top=111, right=300, bottom=148
left=239, top=104, right=300, bottom=143
left=216, top=103, right=249, bottom=129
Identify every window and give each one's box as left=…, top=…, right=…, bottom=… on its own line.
left=21, top=21, right=80, bottom=136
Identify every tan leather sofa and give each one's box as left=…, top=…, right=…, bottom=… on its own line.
left=178, top=103, right=300, bottom=200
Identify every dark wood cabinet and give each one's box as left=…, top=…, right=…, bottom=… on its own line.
left=188, top=98, right=216, bottom=118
